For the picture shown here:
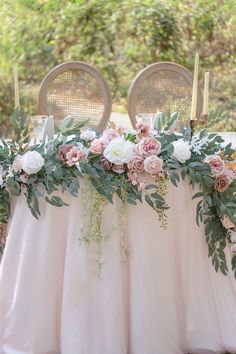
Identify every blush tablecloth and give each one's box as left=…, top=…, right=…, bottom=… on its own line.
left=0, top=133, right=236, bottom=354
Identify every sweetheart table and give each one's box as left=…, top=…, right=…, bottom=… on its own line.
left=0, top=134, right=236, bottom=354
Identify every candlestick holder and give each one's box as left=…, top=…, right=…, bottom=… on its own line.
left=201, top=114, right=208, bottom=127
left=190, top=119, right=197, bottom=138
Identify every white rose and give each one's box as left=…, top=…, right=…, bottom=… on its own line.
left=103, top=137, right=134, bottom=164
left=171, top=139, right=191, bottom=163
left=21, top=151, right=45, bottom=175
left=80, top=130, right=97, bottom=142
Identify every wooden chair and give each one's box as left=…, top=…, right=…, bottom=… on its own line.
left=38, top=61, right=112, bottom=132
left=128, top=62, right=203, bottom=128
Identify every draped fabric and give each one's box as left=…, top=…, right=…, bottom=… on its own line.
left=1, top=133, right=236, bottom=354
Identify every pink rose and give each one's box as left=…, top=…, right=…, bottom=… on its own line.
left=128, top=155, right=144, bottom=173
left=66, top=146, right=87, bottom=167
left=20, top=173, right=29, bottom=184
left=144, top=155, right=163, bottom=176
left=128, top=171, right=138, bottom=185
left=214, top=173, right=230, bottom=192
left=89, top=139, right=104, bottom=154
left=101, top=129, right=119, bottom=146
left=136, top=123, right=150, bottom=138
left=205, top=155, right=225, bottom=177
left=135, top=137, right=161, bottom=157
left=58, top=145, right=72, bottom=163
left=100, top=157, right=113, bottom=170
left=222, top=214, right=235, bottom=229
left=21, top=184, right=28, bottom=194
left=116, top=125, right=126, bottom=135
left=112, top=164, right=125, bottom=173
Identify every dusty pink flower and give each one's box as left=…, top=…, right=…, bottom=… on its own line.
left=89, top=139, right=104, bottom=154
left=12, top=155, right=22, bottom=173
left=144, top=155, right=163, bottom=176
left=58, top=145, right=72, bottom=163
left=136, top=122, right=150, bottom=138
left=116, top=125, right=126, bottom=135
left=205, top=155, right=225, bottom=177
left=139, top=180, right=146, bottom=191
left=214, top=173, right=230, bottom=192
left=128, top=155, right=144, bottom=173
left=100, top=157, right=113, bottom=170
left=21, top=184, right=27, bottom=194
left=20, top=173, right=29, bottom=184
left=66, top=146, right=87, bottom=167
left=135, top=137, right=161, bottom=157
left=222, top=214, right=235, bottom=229
left=128, top=171, right=138, bottom=185
left=113, top=164, right=125, bottom=173
left=101, top=129, right=119, bottom=146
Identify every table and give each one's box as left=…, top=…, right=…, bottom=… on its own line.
left=0, top=133, right=236, bottom=354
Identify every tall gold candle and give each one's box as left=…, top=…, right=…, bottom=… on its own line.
left=203, top=72, right=210, bottom=116
left=13, top=66, right=20, bottom=109
left=190, top=53, right=199, bottom=120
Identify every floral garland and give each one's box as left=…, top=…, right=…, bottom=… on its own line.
left=0, top=110, right=236, bottom=277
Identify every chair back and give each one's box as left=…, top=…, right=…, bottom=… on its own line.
left=38, top=61, right=112, bottom=132
left=128, top=62, right=202, bottom=127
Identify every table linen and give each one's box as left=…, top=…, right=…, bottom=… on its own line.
left=1, top=133, right=236, bottom=354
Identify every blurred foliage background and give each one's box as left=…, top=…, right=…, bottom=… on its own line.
left=0, top=0, right=235, bottom=135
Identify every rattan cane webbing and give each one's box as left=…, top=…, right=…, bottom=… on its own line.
left=45, top=69, right=105, bottom=125
left=128, top=62, right=202, bottom=128
left=135, top=70, right=192, bottom=119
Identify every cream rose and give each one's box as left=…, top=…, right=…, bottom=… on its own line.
left=171, top=139, right=191, bottom=163
left=21, top=151, right=45, bottom=175
left=103, top=137, right=134, bottom=164
left=144, top=155, right=163, bottom=176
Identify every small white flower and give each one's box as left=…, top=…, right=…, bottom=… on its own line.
left=103, top=137, right=134, bottom=164
left=172, top=139, right=191, bottom=163
left=21, top=151, right=45, bottom=175
left=80, top=130, right=97, bottom=142
left=190, top=135, right=208, bottom=155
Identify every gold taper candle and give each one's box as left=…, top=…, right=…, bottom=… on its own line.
left=190, top=53, right=199, bottom=120
left=13, top=66, right=20, bottom=109
left=203, top=72, right=210, bottom=116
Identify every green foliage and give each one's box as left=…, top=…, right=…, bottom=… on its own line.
left=1, top=107, right=236, bottom=277
left=0, top=0, right=235, bottom=135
